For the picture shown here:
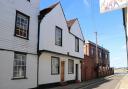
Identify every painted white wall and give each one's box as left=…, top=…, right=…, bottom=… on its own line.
left=0, top=0, right=39, bottom=89
left=0, top=0, right=39, bottom=54
left=0, top=50, right=37, bottom=89
left=39, top=3, right=84, bottom=59
left=68, top=32, right=84, bottom=59
left=39, top=52, right=81, bottom=85
left=39, top=4, right=68, bottom=55
left=70, top=20, right=84, bottom=41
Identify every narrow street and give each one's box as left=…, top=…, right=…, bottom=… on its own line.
left=79, top=74, right=125, bottom=89
left=48, top=74, right=126, bottom=89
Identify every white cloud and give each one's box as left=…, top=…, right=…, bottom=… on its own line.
left=83, top=0, right=89, bottom=7
left=121, top=45, right=126, bottom=50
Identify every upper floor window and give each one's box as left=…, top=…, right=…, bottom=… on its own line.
left=13, top=52, right=26, bottom=79
left=91, top=47, right=94, bottom=56
left=15, top=11, right=29, bottom=39
left=75, top=37, right=79, bottom=52
left=55, top=26, right=62, bottom=46
left=99, top=51, right=102, bottom=58
left=105, top=53, right=108, bottom=59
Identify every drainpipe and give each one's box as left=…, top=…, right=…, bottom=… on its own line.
left=37, top=15, right=41, bottom=88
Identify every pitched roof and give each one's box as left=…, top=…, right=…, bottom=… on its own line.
left=67, top=18, right=85, bottom=41
left=86, top=40, right=109, bottom=52
left=66, top=18, right=77, bottom=29
left=39, top=2, right=59, bottom=21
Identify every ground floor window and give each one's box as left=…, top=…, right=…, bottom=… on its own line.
left=68, top=59, right=74, bottom=74
left=51, top=57, right=60, bottom=75
left=13, top=52, right=26, bottom=78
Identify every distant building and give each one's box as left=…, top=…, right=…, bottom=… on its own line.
left=81, top=40, right=111, bottom=81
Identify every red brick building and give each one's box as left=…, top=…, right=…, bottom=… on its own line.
left=81, top=41, right=113, bottom=81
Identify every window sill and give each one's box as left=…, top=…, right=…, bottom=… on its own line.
left=14, top=35, right=29, bottom=40
left=51, top=73, right=59, bottom=75
left=11, top=77, right=28, bottom=80
left=55, top=44, right=62, bottom=47
left=75, top=51, right=79, bottom=53
left=68, top=73, right=74, bottom=74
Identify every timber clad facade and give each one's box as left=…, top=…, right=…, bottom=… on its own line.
left=0, top=1, right=85, bottom=89
left=0, top=0, right=113, bottom=89
left=38, top=3, right=84, bottom=88
left=0, top=0, right=39, bottom=89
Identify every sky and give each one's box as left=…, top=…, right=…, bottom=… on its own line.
left=40, top=0, right=127, bottom=68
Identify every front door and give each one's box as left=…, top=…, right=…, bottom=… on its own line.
left=75, top=64, right=79, bottom=80
left=61, top=61, right=65, bottom=81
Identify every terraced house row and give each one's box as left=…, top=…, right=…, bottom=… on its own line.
left=0, top=0, right=113, bottom=89
left=0, top=0, right=84, bottom=89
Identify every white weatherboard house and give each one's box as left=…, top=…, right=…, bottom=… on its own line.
left=38, top=2, right=85, bottom=87
left=0, top=0, right=40, bottom=89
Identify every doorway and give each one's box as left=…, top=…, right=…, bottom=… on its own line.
left=61, top=61, right=65, bottom=82
left=75, top=64, right=79, bottom=80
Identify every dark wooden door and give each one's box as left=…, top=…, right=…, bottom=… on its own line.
left=61, top=61, right=65, bottom=81
left=75, top=64, right=78, bottom=80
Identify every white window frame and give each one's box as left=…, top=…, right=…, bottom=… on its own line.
left=51, top=57, right=60, bottom=75
left=13, top=52, right=26, bottom=79
left=75, top=37, right=79, bottom=52
left=15, top=11, right=29, bottom=39
left=68, top=59, right=74, bottom=74
left=55, top=26, right=62, bottom=46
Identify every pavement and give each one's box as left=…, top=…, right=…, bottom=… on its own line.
left=115, top=74, right=128, bottom=89
left=48, top=75, right=115, bottom=89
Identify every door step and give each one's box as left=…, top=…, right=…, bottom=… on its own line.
left=60, top=82, right=67, bottom=86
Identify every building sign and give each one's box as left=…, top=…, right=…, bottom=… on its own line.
left=100, top=0, right=128, bottom=13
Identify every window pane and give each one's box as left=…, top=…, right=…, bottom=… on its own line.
left=55, top=27, right=62, bottom=46
left=15, top=11, right=29, bottom=38
left=13, top=71, right=18, bottom=77
left=68, top=59, right=74, bottom=74
left=13, top=66, right=18, bottom=72
left=51, top=57, right=59, bottom=74
left=75, top=37, right=79, bottom=52
left=13, top=53, right=26, bottom=78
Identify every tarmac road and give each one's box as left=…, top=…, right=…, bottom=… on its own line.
left=79, top=74, right=125, bottom=89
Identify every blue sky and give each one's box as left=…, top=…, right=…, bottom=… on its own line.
left=40, top=0, right=127, bottom=68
